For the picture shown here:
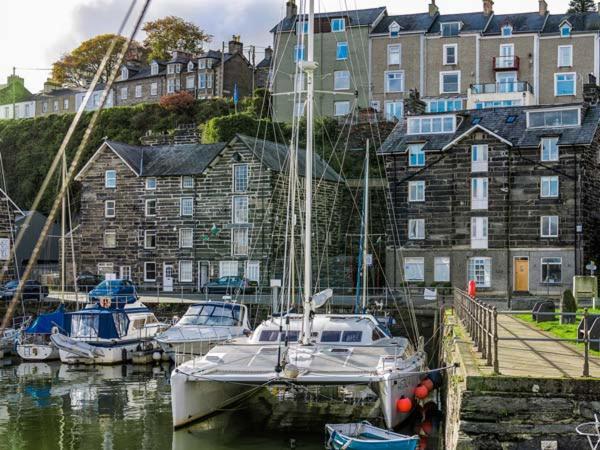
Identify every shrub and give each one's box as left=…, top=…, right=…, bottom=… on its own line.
left=159, top=91, right=196, bottom=112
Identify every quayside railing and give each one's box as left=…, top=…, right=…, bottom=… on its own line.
left=453, top=288, right=596, bottom=377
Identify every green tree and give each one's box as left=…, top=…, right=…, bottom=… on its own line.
left=142, top=16, right=211, bottom=61
left=567, top=0, right=597, bottom=13
left=52, top=34, right=146, bottom=87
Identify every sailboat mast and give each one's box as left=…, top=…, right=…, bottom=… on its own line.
left=361, top=140, right=369, bottom=311
left=301, top=0, right=317, bottom=345
left=61, top=150, right=66, bottom=301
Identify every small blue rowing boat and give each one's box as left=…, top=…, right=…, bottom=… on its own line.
left=325, top=421, right=419, bottom=450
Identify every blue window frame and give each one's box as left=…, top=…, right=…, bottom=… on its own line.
left=296, top=21, right=309, bottom=34
left=426, top=98, right=463, bottom=113
left=294, top=45, right=305, bottom=62
left=331, top=18, right=345, bottom=32
left=336, top=42, right=348, bottom=60
left=409, top=144, right=425, bottom=167
left=560, top=24, right=571, bottom=37
left=502, top=25, right=512, bottom=37
left=555, top=73, right=575, bottom=96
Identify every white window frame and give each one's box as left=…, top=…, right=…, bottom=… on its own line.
left=186, top=75, right=194, bottom=89
left=167, top=79, right=175, bottom=94
left=145, top=177, right=156, bottom=190
left=219, top=261, right=239, bottom=277
left=151, top=62, right=159, bottom=75
left=384, top=70, right=404, bottom=93
left=187, top=61, right=194, bottom=72
left=541, top=137, right=559, bottom=162
left=540, top=216, right=559, bottom=237
left=443, top=44, right=457, bottom=65
left=105, top=170, right=116, bottom=188
left=407, top=115, right=456, bottom=135
left=135, top=85, right=142, bottom=98
left=180, top=197, right=194, bottom=216
left=245, top=261, right=260, bottom=283
left=471, top=144, right=488, bottom=173
left=179, top=228, right=193, bottom=248
left=105, top=200, right=116, bottom=218
left=408, top=219, right=425, bottom=240
left=150, top=82, right=158, bottom=96
left=199, top=73, right=206, bottom=89
left=145, top=199, right=156, bottom=217
left=408, top=143, right=425, bottom=167
left=232, top=195, right=249, bottom=224
left=440, top=71, right=460, bottom=94
left=144, top=230, right=156, bottom=249
left=334, top=70, right=350, bottom=91
left=103, top=230, right=117, bottom=248
left=404, top=257, right=424, bottom=282
left=232, top=228, right=249, bottom=256
left=468, top=257, right=491, bottom=288
left=434, top=257, right=450, bottom=282
left=336, top=42, right=349, bottom=60
left=471, top=217, right=488, bottom=249
left=179, top=260, right=193, bottom=282
left=389, top=22, right=400, bottom=37
left=331, top=18, right=345, bottom=32
left=557, top=45, right=573, bottom=68
left=408, top=181, right=425, bottom=202
left=387, top=44, right=401, bottom=66
left=502, top=25, right=513, bottom=37
left=334, top=101, right=350, bottom=117
left=560, top=24, right=572, bottom=37
left=121, top=67, right=129, bottom=81
left=120, top=87, right=128, bottom=100
left=471, top=178, right=489, bottom=210
left=554, top=72, right=576, bottom=96
left=541, top=257, right=562, bottom=284
left=144, top=262, right=156, bottom=282
left=233, top=164, right=249, bottom=192
left=384, top=100, right=403, bottom=121
left=440, top=22, right=461, bottom=37
left=63, top=98, right=69, bottom=110
left=181, top=176, right=194, bottom=189
left=540, top=176, right=559, bottom=198
left=527, top=108, right=580, bottom=128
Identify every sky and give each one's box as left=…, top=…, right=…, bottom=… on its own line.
left=0, top=0, right=576, bottom=92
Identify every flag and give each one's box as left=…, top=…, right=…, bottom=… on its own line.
left=233, top=83, right=239, bottom=107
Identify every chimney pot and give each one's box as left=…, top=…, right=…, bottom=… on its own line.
left=228, top=36, right=243, bottom=54
left=264, top=46, right=273, bottom=60
left=286, top=0, right=297, bottom=19
left=539, top=0, right=548, bottom=15
left=483, top=0, right=494, bottom=16
left=428, top=0, right=439, bottom=17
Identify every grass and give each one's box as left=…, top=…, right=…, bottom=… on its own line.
left=516, top=308, right=600, bottom=357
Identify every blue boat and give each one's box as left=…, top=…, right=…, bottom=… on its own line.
left=325, top=422, right=419, bottom=450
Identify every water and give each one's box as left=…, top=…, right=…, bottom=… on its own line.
left=0, top=360, right=439, bottom=450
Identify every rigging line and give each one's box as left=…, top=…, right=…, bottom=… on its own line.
left=0, top=0, right=150, bottom=334
left=66, top=186, right=79, bottom=305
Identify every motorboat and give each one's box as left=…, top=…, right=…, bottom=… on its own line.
left=325, top=421, right=419, bottom=450
left=154, top=301, right=251, bottom=364
left=16, top=305, right=65, bottom=361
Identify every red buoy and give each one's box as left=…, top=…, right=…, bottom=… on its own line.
left=396, top=396, right=412, bottom=413
left=422, top=378, right=434, bottom=392
left=421, top=420, right=433, bottom=436
left=414, top=384, right=429, bottom=400
left=418, top=436, right=428, bottom=450
left=468, top=280, right=477, bottom=298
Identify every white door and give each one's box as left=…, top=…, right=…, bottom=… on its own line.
left=496, top=72, right=517, bottom=93
left=499, top=44, right=514, bottom=68
left=198, top=262, right=209, bottom=291
left=163, top=264, right=174, bottom=292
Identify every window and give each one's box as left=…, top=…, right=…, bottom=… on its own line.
left=182, top=176, right=194, bottom=188
left=199, top=73, right=206, bottom=89
left=471, top=144, right=488, bottom=172
left=63, top=99, right=69, bottom=110
left=408, top=219, right=425, bottom=240
left=179, top=261, right=193, bottom=282
left=407, top=115, right=456, bottom=135
left=104, top=230, right=116, bottom=248
left=233, top=164, right=249, bottom=192
left=541, top=216, right=559, bottom=237
left=120, top=87, right=128, bottom=100
left=331, top=18, right=345, bottom=32
left=334, top=101, right=350, bottom=116
left=180, top=197, right=193, bottom=216
left=384, top=101, right=403, bottom=121
left=187, top=61, right=194, bottom=72
left=120, top=266, right=131, bottom=280
left=468, top=257, right=491, bottom=288
left=389, top=22, right=400, bottom=37
left=385, top=71, right=404, bottom=93
left=207, top=74, right=213, bottom=88
left=198, top=59, right=206, bottom=69
left=206, top=59, right=213, bottom=69
left=144, top=230, right=156, bottom=249
left=434, top=257, right=450, bottom=282
left=245, top=261, right=260, bottom=283
left=471, top=178, right=488, bottom=210
left=370, top=100, right=380, bottom=112
left=42, top=102, right=48, bottom=113
left=105, top=200, right=116, bottom=218
left=121, top=67, right=128, bottom=81
left=135, top=85, right=142, bottom=98
left=144, top=262, right=156, bottom=282
left=295, top=101, right=305, bottom=117
left=151, top=62, right=159, bottom=75
left=408, top=181, right=425, bottom=202
left=541, top=176, right=559, bottom=198
left=408, top=144, right=425, bottom=167
left=294, top=45, right=305, bottom=62
left=145, top=199, right=157, bottom=217
left=527, top=108, right=579, bottom=128
left=167, top=79, right=175, bottom=94
left=387, top=44, right=401, bottom=65
left=555, top=73, right=576, bottom=96
left=441, top=22, right=461, bottom=37
left=179, top=228, right=193, bottom=248
left=443, top=44, right=457, bottom=65
left=440, top=71, right=460, bottom=93
left=471, top=217, right=488, bottom=249
left=232, top=228, right=249, bottom=255
left=296, top=20, right=309, bottom=34
left=475, top=99, right=522, bottom=109
left=51, top=101, right=59, bottom=112
left=404, top=257, right=424, bottom=281
left=426, top=98, right=463, bottom=113
left=175, top=64, right=182, bottom=74
left=334, top=70, right=350, bottom=90
left=558, top=45, right=573, bottom=67
left=336, top=42, right=348, bottom=60
left=541, top=137, right=559, bottom=161
left=97, top=262, right=114, bottom=276
left=233, top=196, right=249, bottom=223
left=541, top=257, right=562, bottom=284
left=502, top=25, right=513, bottom=37
left=105, top=170, right=116, bottom=188
left=219, top=261, right=239, bottom=277
left=186, top=76, right=194, bottom=89
left=146, top=177, right=157, bottom=190
left=560, top=23, right=571, bottom=37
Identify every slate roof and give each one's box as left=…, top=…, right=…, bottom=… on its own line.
left=542, top=12, right=600, bottom=34
left=484, top=12, right=547, bottom=35
left=378, top=104, right=600, bottom=155
left=271, top=6, right=386, bottom=33
left=429, top=12, right=491, bottom=34
left=104, top=141, right=227, bottom=176
left=37, top=88, right=84, bottom=98
left=235, top=134, right=342, bottom=182
left=372, top=12, right=437, bottom=34
left=256, top=57, right=272, bottom=69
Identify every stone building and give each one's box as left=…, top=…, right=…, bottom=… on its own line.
left=73, top=129, right=341, bottom=291
left=255, top=46, right=273, bottom=89
left=113, top=60, right=167, bottom=107
left=35, top=80, right=83, bottom=117
left=379, top=102, right=600, bottom=297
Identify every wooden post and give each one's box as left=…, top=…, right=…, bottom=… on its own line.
left=486, top=305, right=492, bottom=366
left=493, top=307, right=499, bottom=374
left=583, top=308, right=590, bottom=377
left=481, top=303, right=487, bottom=360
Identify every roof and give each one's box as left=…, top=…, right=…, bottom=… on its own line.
left=429, top=12, right=491, bottom=34
left=484, top=12, right=548, bottom=35
left=378, top=104, right=600, bottom=155
left=271, top=6, right=386, bottom=33
left=234, top=134, right=342, bottom=182
left=372, top=12, right=437, bottom=34
left=542, top=12, right=600, bottom=34
left=256, top=57, right=272, bottom=69
left=36, top=88, right=84, bottom=99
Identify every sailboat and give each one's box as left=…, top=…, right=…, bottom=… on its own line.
left=170, top=0, right=427, bottom=430
left=16, top=305, right=65, bottom=361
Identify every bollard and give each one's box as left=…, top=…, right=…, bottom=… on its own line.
left=583, top=308, right=590, bottom=377
left=486, top=305, right=492, bottom=366
left=493, top=307, right=499, bottom=374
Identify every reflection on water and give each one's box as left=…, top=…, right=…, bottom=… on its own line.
left=0, top=358, right=439, bottom=450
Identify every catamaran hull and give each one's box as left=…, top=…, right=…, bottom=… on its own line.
left=372, top=370, right=423, bottom=429
left=16, top=343, right=59, bottom=361
left=156, top=339, right=217, bottom=364
left=171, top=369, right=253, bottom=428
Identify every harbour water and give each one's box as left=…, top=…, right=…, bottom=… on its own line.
left=0, top=359, right=439, bottom=450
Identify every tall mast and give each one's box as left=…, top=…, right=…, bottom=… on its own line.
left=61, top=149, right=66, bottom=301
left=301, top=0, right=317, bottom=345
left=361, top=140, right=369, bottom=311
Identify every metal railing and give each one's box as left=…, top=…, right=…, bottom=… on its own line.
left=493, top=55, right=520, bottom=70
left=454, top=289, right=596, bottom=377
left=470, top=81, right=533, bottom=95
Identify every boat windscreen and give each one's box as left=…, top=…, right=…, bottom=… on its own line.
left=178, top=304, right=241, bottom=326
left=71, top=314, right=99, bottom=338
left=258, top=330, right=300, bottom=342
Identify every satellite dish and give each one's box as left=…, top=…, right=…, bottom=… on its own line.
left=310, top=288, right=333, bottom=311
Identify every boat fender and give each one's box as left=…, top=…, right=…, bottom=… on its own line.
left=51, top=326, right=59, bottom=335
left=396, top=396, right=412, bottom=413
left=414, top=384, right=429, bottom=400
left=422, top=378, right=434, bottom=392
left=152, top=351, right=162, bottom=361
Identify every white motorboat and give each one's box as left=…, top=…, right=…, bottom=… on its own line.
left=154, top=301, right=251, bottom=364
left=16, top=305, right=65, bottom=361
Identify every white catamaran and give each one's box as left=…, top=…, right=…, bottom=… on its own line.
left=170, top=0, right=427, bottom=430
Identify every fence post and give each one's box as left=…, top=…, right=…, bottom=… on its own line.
left=493, top=306, right=499, bottom=374
left=481, top=303, right=487, bottom=361
left=583, top=308, right=590, bottom=377
left=486, top=305, right=492, bottom=366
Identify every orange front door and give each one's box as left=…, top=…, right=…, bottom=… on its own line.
left=514, top=259, right=529, bottom=292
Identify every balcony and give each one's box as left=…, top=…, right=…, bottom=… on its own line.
left=493, top=55, right=520, bottom=71
left=470, top=81, right=533, bottom=95
left=467, top=81, right=536, bottom=110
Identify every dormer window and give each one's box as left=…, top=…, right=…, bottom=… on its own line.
left=407, top=115, right=456, bottom=135
left=560, top=22, right=572, bottom=37
left=296, top=20, right=309, bottom=34
left=150, top=62, right=159, bottom=76
left=198, top=59, right=206, bottom=69
left=440, top=22, right=461, bottom=37
left=331, top=18, right=345, bottom=32
left=187, top=61, right=194, bottom=72
left=168, top=64, right=175, bottom=74
left=120, top=67, right=128, bottom=81
left=526, top=107, right=580, bottom=128
left=389, top=21, right=400, bottom=38
left=502, top=24, right=513, bottom=37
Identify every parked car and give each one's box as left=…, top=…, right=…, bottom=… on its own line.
left=89, top=279, right=138, bottom=307
left=202, top=276, right=258, bottom=295
left=0, top=280, right=49, bottom=301
left=76, top=272, right=105, bottom=292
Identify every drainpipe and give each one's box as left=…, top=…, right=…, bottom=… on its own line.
left=506, top=147, right=512, bottom=308
left=574, top=152, right=580, bottom=275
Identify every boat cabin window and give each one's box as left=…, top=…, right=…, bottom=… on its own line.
left=342, top=331, right=362, bottom=343
left=71, top=315, right=99, bottom=338
left=321, top=331, right=341, bottom=342
left=179, top=304, right=241, bottom=326
left=258, top=330, right=300, bottom=342
left=145, top=316, right=157, bottom=325
left=372, top=327, right=386, bottom=341
left=113, top=313, right=129, bottom=336
left=131, top=318, right=146, bottom=330
left=320, top=330, right=363, bottom=343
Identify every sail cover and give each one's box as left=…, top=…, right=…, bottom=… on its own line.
left=25, top=305, right=65, bottom=334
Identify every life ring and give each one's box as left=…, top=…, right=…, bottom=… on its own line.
left=100, top=297, right=112, bottom=308
left=51, top=326, right=59, bottom=335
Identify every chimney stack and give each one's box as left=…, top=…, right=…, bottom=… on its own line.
left=483, top=0, right=494, bottom=16
left=286, top=0, right=297, bottom=19
left=429, top=0, right=439, bottom=17
left=264, top=46, right=273, bottom=60
left=43, top=79, right=61, bottom=94
left=539, top=0, right=548, bottom=15
left=228, top=35, right=243, bottom=54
